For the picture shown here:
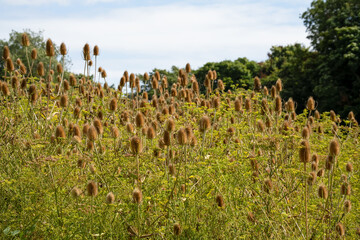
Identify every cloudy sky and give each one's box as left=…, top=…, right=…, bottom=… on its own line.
left=0, top=0, right=312, bottom=85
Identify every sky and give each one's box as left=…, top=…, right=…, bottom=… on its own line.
left=0, top=0, right=313, bottom=85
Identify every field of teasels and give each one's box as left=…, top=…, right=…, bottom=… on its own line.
left=0, top=34, right=359, bottom=240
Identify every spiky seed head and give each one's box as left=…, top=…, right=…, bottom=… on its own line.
left=166, top=118, right=175, bottom=132
left=45, top=39, right=55, bottom=57
left=329, top=138, right=340, bottom=156
left=109, top=97, right=117, bottom=112
left=83, top=43, right=90, bottom=60
left=245, top=97, right=251, bottom=111
left=275, top=96, right=282, bottom=114
left=60, top=95, right=68, bottom=108
left=110, top=126, right=120, bottom=138
left=93, top=118, right=103, bottom=135
left=234, top=99, right=242, bottom=112
left=126, top=123, right=134, bottom=133
left=311, top=154, right=319, bottom=164
left=2, top=46, right=10, bottom=59
left=21, top=33, right=30, bottom=47
left=163, top=130, right=171, bottom=146
left=11, top=76, right=19, bottom=89
left=344, top=200, right=351, bottom=213
left=93, top=45, right=99, bottom=56
left=275, top=78, right=282, bottom=92
left=330, top=110, right=336, bottom=122
left=212, top=97, right=220, bottom=109
left=135, top=112, right=145, bottom=128
left=263, top=179, right=273, bottom=194
left=199, top=115, right=211, bottom=133
left=173, top=222, right=181, bottom=235
left=311, top=162, right=318, bottom=171
left=314, top=110, right=320, bottom=119
left=130, top=136, right=142, bottom=154
left=185, top=63, right=191, bottom=73
left=257, top=120, right=265, bottom=133
left=306, top=96, right=315, bottom=111
left=70, top=187, right=81, bottom=198
left=87, top=141, right=94, bottom=151
left=318, top=185, right=328, bottom=199
left=346, top=162, right=353, bottom=172
left=254, top=76, right=261, bottom=92
left=6, top=58, right=14, bottom=72
left=215, top=194, right=225, bottom=208
left=87, top=181, right=98, bottom=197
left=132, top=188, right=142, bottom=204
left=87, top=125, right=98, bottom=141
left=307, top=172, right=317, bottom=186
left=143, top=72, right=149, bottom=81
left=341, top=183, right=351, bottom=196
left=177, top=128, right=187, bottom=145
left=299, top=140, right=310, bottom=163
left=106, top=192, right=115, bottom=204
left=55, top=125, right=66, bottom=139
left=168, top=163, right=175, bottom=176
left=302, top=127, right=310, bottom=140
left=317, top=168, right=325, bottom=177
left=37, top=62, right=45, bottom=76
left=335, top=223, right=345, bottom=236
left=29, top=48, right=37, bottom=60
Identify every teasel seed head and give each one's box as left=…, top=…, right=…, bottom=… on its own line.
left=314, top=110, right=320, bottom=119
left=168, top=163, right=175, bottom=176
left=93, top=118, right=103, bottom=135
left=335, top=223, right=345, bottom=237
left=307, top=172, right=317, bottom=186
left=275, top=78, right=282, bottom=92
left=87, top=125, right=98, bottom=141
left=263, top=179, right=273, bottom=194
left=130, top=136, right=142, bottom=154
left=70, top=187, right=81, bottom=198
left=87, top=181, right=98, bottom=197
left=2, top=46, right=10, bottom=60
left=340, top=183, right=351, bottom=196
left=346, top=162, right=353, bottom=172
left=234, top=99, right=242, bottom=112
left=106, top=192, right=115, bottom=204
left=185, top=63, right=191, bottom=73
left=109, top=97, right=117, bottom=112
left=37, top=62, right=45, bottom=76
left=177, top=128, right=187, bottom=145
left=245, top=97, right=251, bottom=111
left=83, top=43, right=90, bottom=60
left=55, top=125, right=66, bottom=139
left=87, top=141, right=94, bottom=151
left=199, top=115, right=211, bottom=133
left=306, top=96, right=315, bottom=111
left=318, top=185, right=328, bottom=199
left=329, top=138, right=340, bottom=156
left=311, top=162, right=318, bottom=171
left=275, top=96, right=282, bottom=115
left=215, top=194, right=225, bottom=208
left=60, top=95, right=68, bottom=108
left=6, top=58, right=14, bottom=72
left=330, top=110, right=336, bottom=122
left=21, top=33, right=30, bottom=47
left=344, top=200, right=351, bottom=213
left=93, top=45, right=99, bottom=56
left=132, top=188, right=142, bottom=204
left=143, top=125, right=153, bottom=140
left=317, top=168, right=325, bottom=177
left=45, top=38, right=55, bottom=57
left=299, top=140, right=310, bottom=163
left=173, top=223, right=181, bottom=236
left=254, top=76, right=261, bottom=92
left=302, top=127, right=310, bottom=140
left=111, top=126, right=120, bottom=138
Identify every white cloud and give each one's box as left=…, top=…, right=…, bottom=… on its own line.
left=0, top=2, right=310, bottom=85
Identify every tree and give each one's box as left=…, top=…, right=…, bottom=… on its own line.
left=194, top=57, right=261, bottom=94
left=0, top=29, right=71, bottom=79
left=302, top=0, right=360, bottom=117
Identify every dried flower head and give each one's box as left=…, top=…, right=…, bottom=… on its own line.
left=87, top=181, right=98, bottom=197
left=132, top=188, right=142, bottom=204
left=299, top=140, right=310, bottom=163
left=106, top=192, right=115, bottom=204
left=130, top=136, right=142, bottom=154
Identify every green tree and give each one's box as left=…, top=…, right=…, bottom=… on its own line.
left=0, top=29, right=71, bottom=79
left=302, top=0, right=360, bottom=117
left=194, top=57, right=261, bottom=94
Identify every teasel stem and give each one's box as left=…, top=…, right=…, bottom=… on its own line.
left=25, top=46, right=30, bottom=76
left=46, top=56, right=52, bottom=116
left=304, top=161, right=308, bottom=240
left=57, top=55, right=66, bottom=96
left=209, top=109, right=216, bottom=148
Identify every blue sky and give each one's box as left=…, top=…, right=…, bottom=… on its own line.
left=0, top=0, right=313, bottom=85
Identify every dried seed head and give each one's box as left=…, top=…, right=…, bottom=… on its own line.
left=254, top=76, right=261, bottom=92
left=311, top=154, right=319, bottom=164
left=263, top=179, right=273, bottom=194
left=234, top=99, right=242, bottom=112
left=83, top=43, right=90, bottom=60
left=166, top=118, right=176, bottom=132
left=111, top=126, right=120, bottom=138
left=130, top=136, right=142, bottom=154
left=132, top=188, right=142, bottom=204
left=29, top=48, right=37, bottom=60
left=93, top=118, right=103, bottom=135
left=146, top=126, right=155, bottom=139
left=21, top=33, right=30, bottom=47
left=340, top=183, right=351, bottom=196
left=199, top=115, right=211, bottom=132
left=168, top=163, right=175, bottom=176
left=275, top=78, right=282, bottom=92
left=106, top=192, right=115, bottom=204
left=173, top=223, right=181, bottom=236
left=2, top=46, right=10, bottom=59
left=126, top=123, right=134, bottom=133
left=109, top=97, right=117, bottom=112
left=318, top=185, right=328, bottom=199
left=317, top=168, right=325, bottom=177
left=60, top=95, right=68, bottom=108
left=93, top=45, right=99, bottom=56
left=299, top=140, right=310, bottom=163
left=69, top=187, right=81, bottom=198
left=302, top=127, right=310, bottom=140
left=11, top=76, right=19, bottom=89
left=311, top=162, right=318, bottom=171
left=344, top=200, right=351, bottom=213
left=55, top=125, right=66, bottom=139
left=215, top=194, right=225, bottom=208
left=346, top=162, right=353, bottom=172
left=329, top=138, right=340, bottom=156
left=314, top=110, right=320, bottom=119
left=163, top=130, right=171, bottom=146
left=135, top=112, right=145, bottom=128
left=6, top=57, right=14, bottom=72
left=87, top=181, right=98, bottom=197
left=87, top=125, right=98, bottom=141
left=46, top=38, right=55, bottom=57
left=275, top=96, right=282, bottom=114
left=307, top=172, right=317, bottom=186
left=330, top=110, right=336, bottom=122
left=37, top=62, right=45, bottom=76
left=245, top=97, right=251, bottom=111
left=177, top=128, right=187, bottom=145
left=335, top=223, right=345, bottom=237
left=306, top=96, right=315, bottom=111
left=185, top=63, right=191, bottom=73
